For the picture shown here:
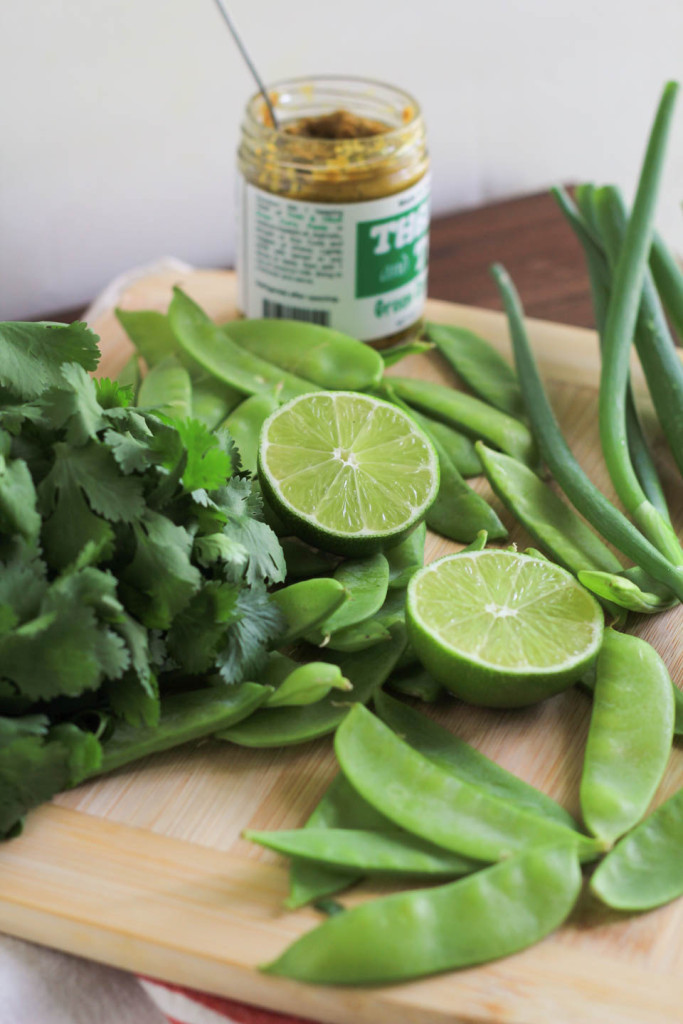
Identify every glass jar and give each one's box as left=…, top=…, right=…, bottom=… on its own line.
left=236, top=76, right=430, bottom=347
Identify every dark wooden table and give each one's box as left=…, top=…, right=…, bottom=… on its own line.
left=42, top=189, right=595, bottom=330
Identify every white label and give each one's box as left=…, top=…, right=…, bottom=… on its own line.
left=236, top=173, right=430, bottom=341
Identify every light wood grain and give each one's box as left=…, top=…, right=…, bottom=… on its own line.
left=1, top=270, right=681, bottom=1024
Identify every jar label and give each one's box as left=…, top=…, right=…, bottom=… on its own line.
left=236, top=174, right=430, bottom=341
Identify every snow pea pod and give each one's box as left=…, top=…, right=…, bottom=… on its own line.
left=477, top=443, right=623, bottom=576
left=223, top=392, right=279, bottom=475
left=413, top=413, right=483, bottom=478
left=580, top=664, right=683, bottom=738
left=580, top=630, right=674, bottom=844
left=383, top=387, right=505, bottom=543
left=306, top=554, right=389, bottom=647
left=116, top=309, right=183, bottom=368
left=319, top=619, right=391, bottom=653
left=115, top=354, right=140, bottom=393
left=287, top=773, right=387, bottom=909
left=388, top=375, right=538, bottom=467
left=264, top=843, right=582, bottom=985
left=279, top=538, right=338, bottom=580
left=386, top=665, right=443, bottom=703
left=374, top=691, right=578, bottom=829
left=247, top=827, right=480, bottom=878
left=270, top=578, right=349, bottom=647
left=169, top=289, right=316, bottom=403
left=591, top=786, right=683, bottom=910
left=97, top=683, right=270, bottom=775
left=191, top=375, right=242, bottom=429
left=221, top=318, right=384, bottom=392
left=265, top=662, right=351, bottom=708
left=578, top=569, right=678, bottom=614
left=386, top=522, right=426, bottom=589
left=218, top=622, right=407, bottom=748
left=380, top=339, right=433, bottom=367
left=425, top=322, right=525, bottom=418
left=337, top=705, right=601, bottom=861
left=137, top=356, right=192, bottom=420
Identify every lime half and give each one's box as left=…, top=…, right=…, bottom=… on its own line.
left=407, top=549, right=604, bottom=707
left=258, top=391, right=439, bottom=555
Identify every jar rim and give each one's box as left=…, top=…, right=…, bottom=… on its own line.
left=243, top=74, right=423, bottom=147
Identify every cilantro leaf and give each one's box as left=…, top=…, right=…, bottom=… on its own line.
left=167, top=580, right=240, bottom=674
left=0, top=718, right=101, bottom=835
left=41, top=484, right=115, bottom=570
left=212, top=476, right=286, bottom=586
left=214, top=583, right=285, bottom=684
left=0, top=456, right=41, bottom=542
left=41, top=363, right=104, bottom=445
left=0, top=539, right=47, bottom=625
left=95, top=377, right=134, bottom=409
left=0, top=321, right=100, bottom=400
left=193, top=533, right=249, bottom=577
left=40, top=441, right=145, bottom=523
left=120, top=510, right=201, bottom=629
left=174, top=418, right=233, bottom=493
left=107, top=670, right=159, bottom=729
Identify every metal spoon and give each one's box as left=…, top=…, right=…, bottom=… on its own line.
left=211, top=0, right=279, bottom=130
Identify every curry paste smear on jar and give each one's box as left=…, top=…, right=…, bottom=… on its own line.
left=236, top=76, right=430, bottom=347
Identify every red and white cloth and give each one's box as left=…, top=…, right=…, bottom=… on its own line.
left=0, top=935, right=314, bottom=1024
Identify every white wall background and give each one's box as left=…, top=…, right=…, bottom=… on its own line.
left=1, top=0, right=682, bottom=319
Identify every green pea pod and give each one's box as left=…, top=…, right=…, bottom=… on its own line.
left=263, top=844, right=582, bottom=985
left=221, top=319, right=383, bottom=392
left=590, top=786, right=683, bottom=910
left=580, top=663, right=683, bottom=738
left=386, top=665, right=443, bottom=703
left=97, top=683, right=270, bottom=775
left=279, top=538, right=338, bottom=580
left=386, top=522, right=426, bottom=589
left=580, top=630, right=674, bottom=844
left=223, top=393, right=280, bottom=475
left=462, top=530, right=489, bottom=552
left=137, top=356, right=192, bottom=420
left=246, top=826, right=480, bottom=878
left=477, top=443, right=623, bottom=575
left=169, top=289, right=316, bottom=402
left=265, top=662, right=351, bottom=707
left=115, top=354, right=140, bottom=393
left=337, top=705, right=601, bottom=862
left=380, top=340, right=433, bottom=368
left=374, top=691, right=578, bottom=829
left=286, top=773, right=388, bottom=910
left=382, top=385, right=505, bottom=543
left=191, top=375, right=242, bottom=429
left=378, top=380, right=483, bottom=478
left=270, top=578, right=349, bottom=647
left=321, top=619, right=391, bottom=653
left=425, top=435, right=507, bottom=543
left=388, top=375, right=538, bottom=467
left=425, top=322, right=525, bottom=418
left=259, top=652, right=299, bottom=687
left=307, top=554, right=390, bottom=645
left=115, top=309, right=183, bottom=368
left=217, top=622, right=407, bottom=748
left=578, top=569, right=679, bottom=614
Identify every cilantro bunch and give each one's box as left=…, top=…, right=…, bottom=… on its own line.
left=0, top=319, right=286, bottom=837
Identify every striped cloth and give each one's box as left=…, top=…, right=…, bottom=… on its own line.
left=0, top=935, right=316, bottom=1024
left=142, top=978, right=312, bottom=1024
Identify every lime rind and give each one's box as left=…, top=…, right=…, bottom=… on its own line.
left=406, top=550, right=604, bottom=707
left=259, top=392, right=439, bottom=549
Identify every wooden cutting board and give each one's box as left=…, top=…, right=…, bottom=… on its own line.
left=0, top=270, right=681, bottom=1024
